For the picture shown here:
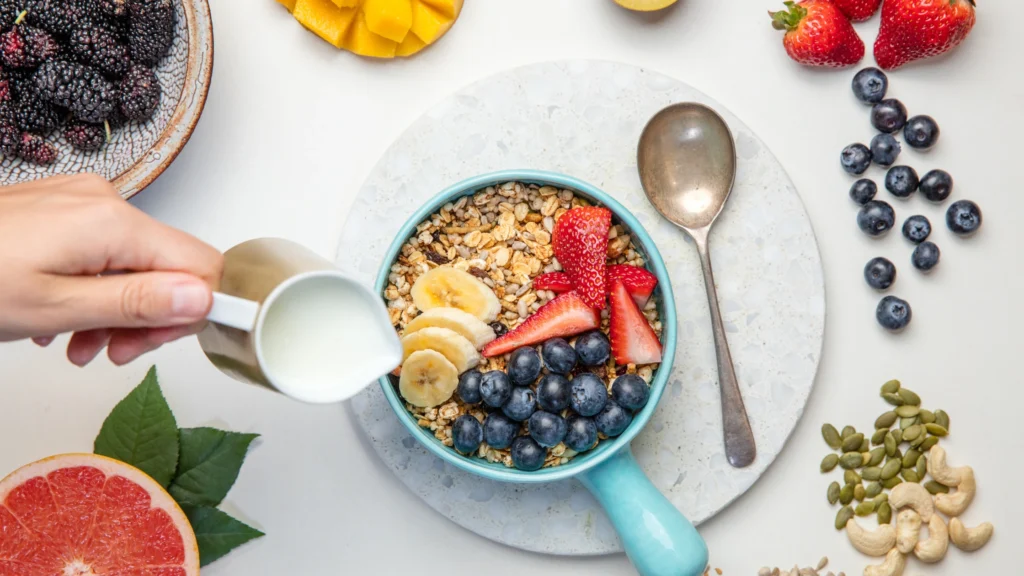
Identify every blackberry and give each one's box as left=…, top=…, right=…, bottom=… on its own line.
left=0, top=119, right=18, bottom=156
left=118, top=63, right=159, bottom=120
left=127, top=0, right=175, bottom=66
left=33, top=60, right=115, bottom=123
left=69, top=23, right=130, bottom=77
left=1, top=25, right=61, bottom=68
left=64, top=120, right=107, bottom=151
left=13, top=96, right=60, bottom=133
left=25, top=0, right=97, bottom=37
left=16, top=131, right=57, bottom=164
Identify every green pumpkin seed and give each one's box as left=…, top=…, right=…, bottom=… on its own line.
left=880, top=459, right=902, bottom=480
left=845, top=469, right=861, bottom=485
left=891, top=447, right=903, bottom=461
left=854, top=483, right=866, bottom=502
left=836, top=506, right=854, bottom=529
left=827, top=481, right=842, bottom=504
left=873, top=493, right=888, bottom=506
left=919, top=409, right=936, bottom=424
left=920, top=436, right=939, bottom=451
left=895, top=405, right=920, bottom=418
left=877, top=502, right=893, bottom=524
left=840, top=483, right=855, bottom=505
left=902, top=468, right=921, bottom=483
left=916, top=455, right=928, bottom=477
left=821, top=454, right=840, bottom=472
left=842, top=433, right=865, bottom=453
left=862, top=452, right=872, bottom=466
left=903, top=424, right=923, bottom=442
left=883, top=476, right=903, bottom=489
left=902, top=449, right=921, bottom=469
left=884, top=433, right=896, bottom=456
left=865, top=481, right=882, bottom=498
left=882, top=393, right=905, bottom=407
left=862, top=466, right=882, bottom=481
left=841, top=426, right=857, bottom=440
left=855, top=501, right=876, bottom=516
left=822, top=424, right=842, bottom=450
left=898, top=388, right=921, bottom=406
left=840, top=452, right=864, bottom=470
left=860, top=438, right=871, bottom=452
left=881, top=379, right=901, bottom=395
left=891, top=429, right=903, bottom=444
left=924, top=481, right=950, bottom=495
left=911, top=433, right=927, bottom=448
left=872, top=428, right=888, bottom=445
left=925, top=423, right=949, bottom=437
left=935, top=410, right=950, bottom=430
left=868, top=447, right=886, bottom=466
left=900, top=417, right=918, bottom=430
left=875, top=412, right=898, bottom=429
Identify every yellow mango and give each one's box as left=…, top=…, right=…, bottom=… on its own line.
left=331, top=0, right=361, bottom=6
left=344, top=11, right=398, bottom=58
left=276, top=0, right=298, bottom=12
left=362, top=0, right=412, bottom=43
left=293, top=0, right=358, bottom=47
left=420, top=0, right=461, bottom=19
left=409, top=0, right=455, bottom=44
left=395, top=30, right=427, bottom=56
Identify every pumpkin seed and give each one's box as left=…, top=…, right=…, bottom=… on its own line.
left=836, top=506, right=854, bottom=529
left=883, top=476, right=903, bottom=489
left=840, top=452, right=863, bottom=469
left=925, top=423, right=949, bottom=437
left=821, top=454, right=840, bottom=472
left=880, top=459, right=902, bottom=480
left=903, top=424, right=923, bottom=442
left=882, top=393, right=905, bottom=407
left=854, top=483, right=866, bottom=502
left=916, top=455, right=928, bottom=478
left=935, top=410, right=950, bottom=430
left=875, top=411, right=898, bottom=429
left=827, top=481, right=842, bottom=504
left=840, top=483, right=855, bottom=505
left=859, top=438, right=871, bottom=452
left=862, top=466, right=882, bottom=481
left=841, top=426, right=857, bottom=440
left=902, top=449, right=921, bottom=469
left=891, top=429, right=903, bottom=444
left=884, top=433, right=896, bottom=456
left=897, top=388, right=921, bottom=406
left=855, top=501, right=876, bottom=516
left=900, top=417, right=918, bottom=430
left=873, top=493, right=888, bottom=506
left=865, top=481, right=882, bottom=498
left=920, top=436, right=939, bottom=451
left=895, top=405, right=920, bottom=418
left=842, top=433, right=865, bottom=453
left=822, top=424, right=842, bottom=450
left=871, top=428, right=888, bottom=445
left=881, top=380, right=901, bottom=395
left=862, top=452, right=872, bottom=466
left=910, top=433, right=927, bottom=448
left=877, top=502, right=893, bottom=524
left=919, top=409, right=936, bottom=424
left=868, top=447, right=886, bottom=466
left=902, top=468, right=921, bottom=483
left=891, top=447, right=903, bottom=461
left=924, top=481, right=950, bottom=495
left=844, top=470, right=861, bottom=485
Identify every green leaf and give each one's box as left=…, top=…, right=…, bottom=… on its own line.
left=94, top=366, right=179, bottom=487
left=182, top=505, right=265, bottom=566
left=169, top=427, right=259, bottom=507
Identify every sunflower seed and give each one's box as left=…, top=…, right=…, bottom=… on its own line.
left=897, top=388, right=921, bottom=406
left=828, top=481, right=842, bottom=504
left=924, top=480, right=950, bottom=495
left=817, top=557, right=828, bottom=571
left=925, top=423, right=949, bottom=437
left=895, top=405, right=920, bottom=418
left=875, top=411, right=898, bottom=429
left=881, top=379, right=901, bottom=395
left=835, top=506, right=854, bottom=529
left=821, top=454, right=839, bottom=472
left=822, top=424, right=842, bottom=450
left=877, top=502, right=893, bottom=524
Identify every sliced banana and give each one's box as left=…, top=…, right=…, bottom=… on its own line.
left=410, top=266, right=501, bottom=322
left=399, top=350, right=459, bottom=408
left=400, top=326, right=481, bottom=373
left=404, top=307, right=496, bottom=350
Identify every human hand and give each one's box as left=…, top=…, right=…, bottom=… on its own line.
left=0, top=174, right=223, bottom=366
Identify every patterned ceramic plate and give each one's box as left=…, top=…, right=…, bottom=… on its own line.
left=0, top=0, right=214, bottom=199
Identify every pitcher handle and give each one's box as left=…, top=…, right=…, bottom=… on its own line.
left=207, top=293, right=261, bottom=332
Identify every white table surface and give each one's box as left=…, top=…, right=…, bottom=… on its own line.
left=1, top=1, right=1020, bottom=574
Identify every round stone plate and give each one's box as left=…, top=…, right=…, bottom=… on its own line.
left=336, top=60, right=825, bottom=555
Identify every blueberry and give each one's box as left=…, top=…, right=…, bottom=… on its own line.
left=508, top=347, right=541, bottom=386
left=870, top=133, right=901, bottom=166
left=489, top=322, right=508, bottom=337
left=885, top=166, right=919, bottom=198
left=901, top=215, right=931, bottom=244
left=574, top=331, right=610, bottom=367
left=911, top=241, right=940, bottom=272
left=595, top=401, right=633, bottom=438
left=510, top=436, right=546, bottom=471
left=876, top=295, right=912, bottom=332
left=611, top=374, right=649, bottom=412
left=541, top=338, right=577, bottom=374
left=851, top=68, right=888, bottom=104
left=946, top=200, right=982, bottom=236
left=840, top=143, right=872, bottom=175
left=483, top=412, right=519, bottom=450
left=457, top=369, right=483, bottom=404
left=857, top=201, right=896, bottom=237
left=529, top=411, right=567, bottom=448
left=849, top=179, right=877, bottom=205
left=903, top=115, right=940, bottom=150
left=864, top=257, right=897, bottom=290
left=919, top=169, right=953, bottom=203
left=570, top=373, right=609, bottom=417
left=871, top=99, right=908, bottom=133
left=502, top=387, right=537, bottom=421
left=480, top=370, right=511, bottom=408
left=564, top=415, right=598, bottom=452
left=536, top=373, right=571, bottom=412
left=451, top=415, right=483, bottom=455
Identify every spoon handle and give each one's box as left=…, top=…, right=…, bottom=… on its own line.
left=695, top=236, right=757, bottom=468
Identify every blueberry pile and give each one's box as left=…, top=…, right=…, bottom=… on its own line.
left=449, top=332, right=650, bottom=471
left=843, top=68, right=984, bottom=332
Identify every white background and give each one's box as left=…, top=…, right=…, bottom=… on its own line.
left=1, top=1, right=1021, bottom=574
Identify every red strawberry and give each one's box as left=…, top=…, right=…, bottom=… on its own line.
left=833, top=0, right=882, bottom=21
left=482, top=292, right=600, bottom=358
left=532, top=272, right=574, bottom=293
left=552, top=207, right=612, bottom=310
left=874, top=0, right=975, bottom=70
left=606, top=265, right=658, bottom=307
left=769, top=0, right=865, bottom=68
left=608, top=280, right=662, bottom=365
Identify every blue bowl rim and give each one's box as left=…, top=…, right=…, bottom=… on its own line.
left=375, top=169, right=677, bottom=483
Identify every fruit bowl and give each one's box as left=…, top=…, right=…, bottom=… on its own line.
left=0, top=0, right=213, bottom=199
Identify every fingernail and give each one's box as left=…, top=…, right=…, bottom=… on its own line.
left=33, top=336, right=54, bottom=347
left=170, top=282, right=210, bottom=320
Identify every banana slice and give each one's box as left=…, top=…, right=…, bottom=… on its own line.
left=404, top=308, right=496, bottom=350
left=410, top=267, right=501, bottom=322
left=399, top=349, right=459, bottom=408
left=400, top=326, right=480, bottom=373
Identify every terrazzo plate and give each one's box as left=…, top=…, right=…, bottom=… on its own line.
left=0, top=0, right=214, bottom=199
left=336, top=60, right=826, bottom=555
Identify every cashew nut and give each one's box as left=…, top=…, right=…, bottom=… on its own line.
left=949, top=517, right=994, bottom=552
left=846, top=518, right=897, bottom=557
left=913, top=514, right=949, bottom=563
left=895, top=509, right=921, bottom=554
left=927, top=445, right=969, bottom=487
left=863, top=548, right=906, bottom=576
left=888, top=482, right=933, bottom=521
left=933, top=466, right=976, bottom=517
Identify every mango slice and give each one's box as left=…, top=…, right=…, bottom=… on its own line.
left=362, top=0, right=412, bottom=43
left=395, top=30, right=426, bottom=56
left=420, top=0, right=460, bottom=19
left=344, top=11, right=399, bottom=58
left=613, top=0, right=678, bottom=11
left=277, top=0, right=298, bottom=12
left=293, top=0, right=358, bottom=47
left=409, top=0, right=453, bottom=44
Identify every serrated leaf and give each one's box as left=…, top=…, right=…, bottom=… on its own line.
left=169, top=427, right=259, bottom=507
left=94, top=366, right=179, bottom=487
left=182, top=505, right=265, bottom=566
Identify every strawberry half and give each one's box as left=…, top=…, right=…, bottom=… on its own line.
left=482, top=292, right=601, bottom=358
left=606, top=264, right=658, bottom=307
left=608, top=279, right=662, bottom=365
left=532, top=272, right=574, bottom=293
left=552, top=207, right=612, bottom=310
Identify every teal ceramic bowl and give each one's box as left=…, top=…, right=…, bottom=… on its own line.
left=376, top=170, right=707, bottom=576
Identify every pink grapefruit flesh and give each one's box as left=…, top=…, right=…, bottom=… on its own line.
left=0, top=453, right=199, bottom=576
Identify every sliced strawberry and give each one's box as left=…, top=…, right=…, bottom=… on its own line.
left=606, top=264, right=658, bottom=307
left=482, top=292, right=600, bottom=358
left=532, top=272, right=574, bottom=293
left=608, top=279, right=662, bottom=365
left=552, top=207, right=612, bottom=310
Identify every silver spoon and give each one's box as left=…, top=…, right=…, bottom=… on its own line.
left=637, top=102, right=756, bottom=468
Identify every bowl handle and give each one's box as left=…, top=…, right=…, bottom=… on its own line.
left=579, top=447, right=708, bottom=576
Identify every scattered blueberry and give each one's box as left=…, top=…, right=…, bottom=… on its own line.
left=611, top=374, right=650, bottom=412
left=595, top=401, right=633, bottom=438
left=857, top=201, right=896, bottom=237
left=529, top=411, right=568, bottom=448
left=536, top=373, right=571, bottom=412
left=851, top=68, right=888, bottom=104
left=502, top=386, right=537, bottom=422
left=480, top=370, right=511, bottom=408
left=870, top=133, right=901, bottom=166
left=508, top=347, right=542, bottom=386
left=570, top=373, right=609, bottom=417
left=489, top=322, right=508, bottom=337
left=919, top=169, right=953, bottom=203
left=451, top=415, right=483, bottom=455
left=903, top=115, right=940, bottom=150
left=541, top=338, right=577, bottom=374
left=564, top=415, right=598, bottom=452
left=456, top=369, right=482, bottom=404
left=849, top=179, right=877, bottom=205
left=483, top=412, right=519, bottom=450
left=871, top=99, right=908, bottom=133
left=911, top=241, right=940, bottom=272
left=574, top=331, right=611, bottom=367
left=840, top=143, right=872, bottom=175
left=510, top=436, right=546, bottom=471
left=902, top=215, right=931, bottom=244
left=864, top=257, right=897, bottom=290
left=946, top=200, right=983, bottom=236
left=876, top=296, right=912, bottom=331
left=885, top=166, right=919, bottom=198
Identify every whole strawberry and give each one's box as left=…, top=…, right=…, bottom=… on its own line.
left=770, top=1, right=865, bottom=68
left=874, top=0, right=976, bottom=69
left=834, top=0, right=882, bottom=21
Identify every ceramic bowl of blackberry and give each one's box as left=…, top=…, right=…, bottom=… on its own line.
left=0, top=0, right=213, bottom=199
left=376, top=170, right=708, bottom=576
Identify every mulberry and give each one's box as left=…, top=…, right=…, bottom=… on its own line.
left=127, top=0, right=175, bottom=66
left=16, top=131, right=57, bottom=164
left=69, top=23, right=130, bottom=77
left=0, top=0, right=18, bottom=28
left=1, top=25, right=61, bottom=68
left=98, top=0, right=128, bottom=18
left=64, top=120, right=106, bottom=151
left=118, top=63, right=159, bottom=120
left=0, top=118, right=18, bottom=156
left=33, top=60, right=115, bottom=123
left=24, top=0, right=97, bottom=37
left=13, top=96, right=60, bottom=133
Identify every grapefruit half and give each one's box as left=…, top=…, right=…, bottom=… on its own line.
left=0, top=453, right=200, bottom=576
